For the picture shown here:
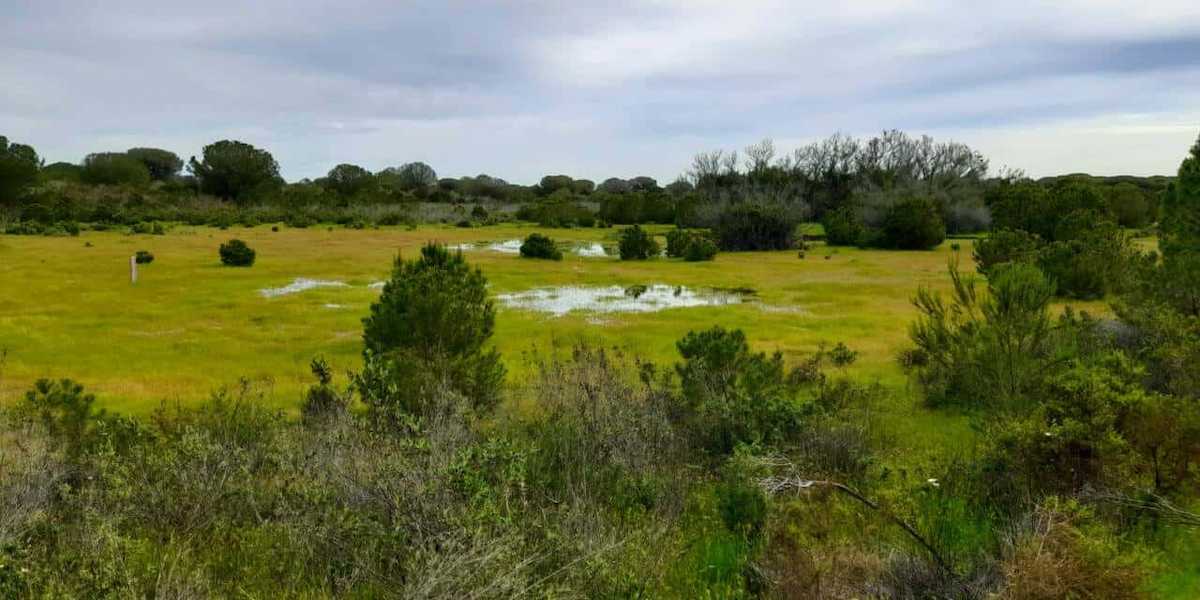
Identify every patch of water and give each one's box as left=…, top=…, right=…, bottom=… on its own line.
left=368, top=281, right=386, bottom=289
left=259, top=278, right=350, bottom=298
left=496, top=284, right=747, bottom=317
left=323, top=303, right=346, bottom=309
left=487, top=239, right=523, bottom=253
left=574, top=242, right=609, bottom=257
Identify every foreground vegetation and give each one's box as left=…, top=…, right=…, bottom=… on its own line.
left=0, top=132, right=1197, bottom=597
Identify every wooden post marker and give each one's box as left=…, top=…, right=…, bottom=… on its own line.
left=130, top=255, right=138, bottom=284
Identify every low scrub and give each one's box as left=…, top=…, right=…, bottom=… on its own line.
left=618, top=225, right=660, bottom=260
left=218, top=239, right=255, bottom=266
left=519, top=233, right=562, bottom=260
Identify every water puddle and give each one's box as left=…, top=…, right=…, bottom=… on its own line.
left=574, top=242, right=609, bottom=257
left=496, top=284, right=749, bottom=316
left=259, top=278, right=350, bottom=298
left=448, top=239, right=523, bottom=253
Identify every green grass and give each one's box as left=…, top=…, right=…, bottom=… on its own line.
left=0, top=223, right=1101, bottom=451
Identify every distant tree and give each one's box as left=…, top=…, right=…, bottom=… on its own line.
left=0, top=135, right=41, bottom=201
left=628, top=176, right=659, bottom=192
left=126, top=147, right=183, bottom=181
left=878, top=196, right=945, bottom=250
left=39, top=162, right=82, bottom=182
left=571, top=178, right=595, bottom=195
left=188, top=140, right=281, bottom=202
left=665, top=178, right=694, bottom=196
left=81, top=152, right=151, bottom=186
left=324, top=163, right=374, bottom=197
left=1157, top=133, right=1200, bottom=316
left=382, top=162, right=437, bottom=191
left=1104, top=182, right=1153, bottom=228
left=538, top=174, right=575, bottom=196
left=598, top=177, right=631, bottom=194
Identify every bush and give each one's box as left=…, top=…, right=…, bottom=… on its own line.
left=665, top=228, right=693, bottom=258
left=618, top=225, right=660, bottom=260
left=877, top=197, right=945, bottom=250
left=360, top=243, right=505, bottom=417
left=823, top=206, right=865, bottom=246
left=519, top=233, right=562, bottom=260
left=302, top=357, right=347, bottom=420
left=134, top=250, right=154, bottom=264
left=674, top=326, right=804, bottom=453
left=471, top=205, right=489, bottom=221
left=219, top=239, right=256, bottom=266
left=81, top=152, right=151, bottom=186
left=683, top=236, right=718, bottom=261
left=714, top=203, right=797, bottom=251
left=973, top=229, right=1042, bottom=275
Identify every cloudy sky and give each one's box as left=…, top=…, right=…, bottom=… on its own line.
left=3, top=1, right=1199, bottom=183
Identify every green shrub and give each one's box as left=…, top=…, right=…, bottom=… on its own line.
left=470, top=205, right=489, bottom=221
left=878, top=197, right=945, bottom=250
left=219, top=239, right=256, bottom=266
left=302, top=357, right=347, bottom=420
left=714, top=203, right=797, bottom=251
left=519, top=233, right=562, bottom=260
left=134, top=250, right=154, bottom=264
left=360, top=243, right=505, bottom=418
left=81, top=152, right=151, bottom=186
left=618, top=225, right=660, bottom=260
left=823, top=206, right=865, bottom=246
left=665, top=228, right=693, bottom=258
left=683, top=236, right=718, bottom=261
left=674, top=326, right=804, bottom=453
left=973, top=229, right=1042, bottom=275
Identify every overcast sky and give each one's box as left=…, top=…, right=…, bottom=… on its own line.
left=3, top=1, right=1199, bottom=183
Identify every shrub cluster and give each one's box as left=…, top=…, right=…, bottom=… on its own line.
left=218, top=239, right=255, bottom=266
left=519, top=233, right=563, bottom=260
left=617, top=225, right=660, bottom=260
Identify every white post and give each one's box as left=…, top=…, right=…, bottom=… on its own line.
left=130, top=255, right=137, bottom=284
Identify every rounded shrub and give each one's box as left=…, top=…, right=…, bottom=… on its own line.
left=519, top=233, right=562, bottom=260
left=683, top=236, right=718, bottom=261
left=973, top=229, right=1042, bottom=275
left=879, top=196, right=945, bottom=250
left=714, top=203, right=797, bottom=251
left=822, top=206, right=865, bottom=246
left=219, top=239, right=256, bottom=267
left=134, top=250, right=154, bottom=264
left=618, top=225, right=660, bottom=260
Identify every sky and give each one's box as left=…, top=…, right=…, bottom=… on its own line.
left=2, top=1, right=1199, bottom=184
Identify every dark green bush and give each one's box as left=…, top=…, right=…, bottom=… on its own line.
left=714, top=203, right=797, bottom=251
left=973, top=229, right=1042, bottom=275
left=822, top=206, right=865, bottom=246
left=471, top=205, right=489, bottom=221
left=360, top=243, right=504, bottom=417
left=618, top=225, right=660, bottom=260
left=519, top=233, right=562, bottom=260
left=683, top=236, right=718, bottom=261
left=81, top=152, right=151, bottom=186
left=878, top=197, right=945, bottom=250
left=301, top=357, right=347, bottom=420
left=219, top=239, right=256, bottom=266
left=134, top=250, right=154, bottom=264
left=665, top=228, right=693, bottom=258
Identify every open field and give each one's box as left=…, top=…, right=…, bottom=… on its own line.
left=0, top=224, right=1112, bottom=456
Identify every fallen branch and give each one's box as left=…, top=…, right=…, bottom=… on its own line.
left=756, top=455, right=951, bottom=573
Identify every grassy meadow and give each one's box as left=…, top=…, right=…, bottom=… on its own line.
left=0, top=223, right=1113, bottom=461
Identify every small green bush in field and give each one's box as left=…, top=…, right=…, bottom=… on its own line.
left=618, top=225, right=660, bottom=260
left=519, top=233, right=562, bottom=260
left=683, top=236, right=718, bottom=261
left=134, top=250, right=154, bottom=264
left=219, top=239, right=256, bottom=266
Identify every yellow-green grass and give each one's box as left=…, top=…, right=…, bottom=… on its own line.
left=0, top=224, right=1109, bottom=454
